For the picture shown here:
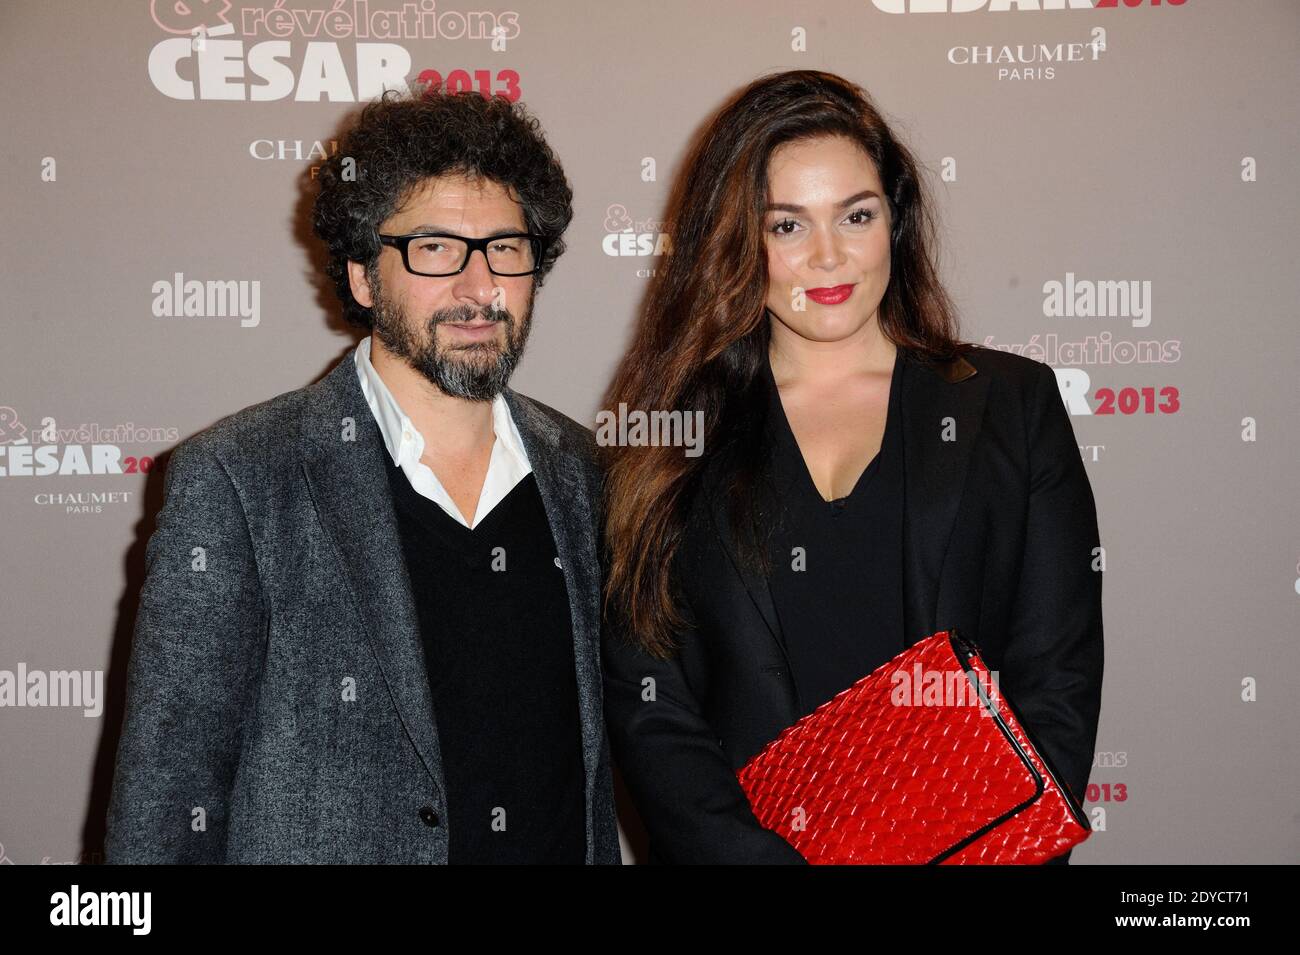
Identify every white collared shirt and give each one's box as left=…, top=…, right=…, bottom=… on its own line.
left=353, top=336, right=533, bottom=529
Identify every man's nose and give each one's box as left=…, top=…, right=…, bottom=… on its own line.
left=451, top=248, right=499, bottom=303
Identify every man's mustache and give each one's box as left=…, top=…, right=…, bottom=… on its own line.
left=430, top=303, right=513, bottom=325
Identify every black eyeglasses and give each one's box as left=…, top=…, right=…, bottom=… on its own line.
left=376, top=231, right=551, bottom=277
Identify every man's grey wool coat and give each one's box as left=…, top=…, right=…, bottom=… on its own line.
left=104, top=346, right=623, bottom=864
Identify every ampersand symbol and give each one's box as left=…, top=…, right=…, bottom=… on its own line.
left=0, top=407, right=28, bottom=445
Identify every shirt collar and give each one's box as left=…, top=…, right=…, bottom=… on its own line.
left=352, top=335, right=532, bottom=477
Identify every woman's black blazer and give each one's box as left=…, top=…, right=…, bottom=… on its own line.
left=601, top=344, right=1104, bottom=864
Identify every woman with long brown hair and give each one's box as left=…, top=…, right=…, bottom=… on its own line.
left=600, top=69, right=1103, bottom=864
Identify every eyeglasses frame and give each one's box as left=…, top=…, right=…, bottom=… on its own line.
left=375, top=230, right=552, bottom=277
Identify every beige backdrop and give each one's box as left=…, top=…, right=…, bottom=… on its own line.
left=1, top=0, right=1297, bottom=865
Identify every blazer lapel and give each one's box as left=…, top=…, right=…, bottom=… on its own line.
left=709, top=348, right=989, bottom=665
left=899, top=350, right=988, bottom=646
left=707, top=468, right=790, bottom=667
left=298, top=349, right=447, bottom=797
left=501, top=386, right=604, bottom=864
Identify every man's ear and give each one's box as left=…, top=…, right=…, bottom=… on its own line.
left=347, top=260, right=374, bottom=308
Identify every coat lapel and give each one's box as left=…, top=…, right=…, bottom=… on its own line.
left=899, top=351, right=988, bottom=646
left=500, top=386, right=604, bottom=864
left=709, top=348, right=989, bottom=666
left=298, top=349, right=447, bottom=797
left=707, top=470, right=789, bottom=665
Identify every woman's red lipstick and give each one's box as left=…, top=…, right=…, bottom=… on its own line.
left=805, top=283, right=855, bottom=305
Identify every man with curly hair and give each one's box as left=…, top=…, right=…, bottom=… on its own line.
left=105, top=86, right=622, bottom=864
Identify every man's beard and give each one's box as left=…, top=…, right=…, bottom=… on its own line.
left=368, top=269, right=533, bottom=401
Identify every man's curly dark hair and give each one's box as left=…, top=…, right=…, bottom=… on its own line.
left=313, top=85, right=574, bottom=330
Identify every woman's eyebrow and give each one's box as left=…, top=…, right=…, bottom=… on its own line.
left=764, top=189, right=880, bottom=213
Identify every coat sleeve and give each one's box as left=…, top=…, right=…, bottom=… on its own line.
left=600, top=559, right=807, bottom=864
left=104, top=440, right=266, bottom=863
left=999, top=361, right=1105, bottom=862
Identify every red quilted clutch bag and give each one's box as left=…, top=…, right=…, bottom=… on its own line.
left=736, top=629, right=1091, bottom=864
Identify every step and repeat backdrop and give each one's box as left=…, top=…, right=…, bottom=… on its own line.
left=1, top=0, right=1297, bottom=865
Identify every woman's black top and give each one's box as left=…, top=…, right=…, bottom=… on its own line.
left=761, top=347, right=907, bottom=719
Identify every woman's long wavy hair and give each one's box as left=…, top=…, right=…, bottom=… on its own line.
left=601, top=69, right=974, bottom=659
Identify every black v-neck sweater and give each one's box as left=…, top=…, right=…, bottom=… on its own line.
left=384, top=442, right=586, bottom=863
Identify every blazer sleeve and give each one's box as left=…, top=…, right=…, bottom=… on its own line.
left=601, top=576, right=808, bottom=865
left=999, top=361, right=1105, bottom=861
left=104, top=440, right=266, bottom=863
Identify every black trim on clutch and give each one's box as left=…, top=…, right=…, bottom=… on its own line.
left=926, top=628, right=1088, bottom=864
